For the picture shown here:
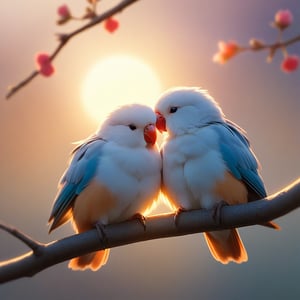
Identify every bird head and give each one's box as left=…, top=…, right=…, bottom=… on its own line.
left=155, top=87, right=224, bottom=137
left=98, top=104, right=157, bottom=148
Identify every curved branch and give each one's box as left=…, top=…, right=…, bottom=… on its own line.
left=0, top=178, right=299, bottom=284
left=5, top=0, right=140, bottom=100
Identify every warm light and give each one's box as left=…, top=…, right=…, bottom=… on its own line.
left=81, top=55, right=162, bottom=123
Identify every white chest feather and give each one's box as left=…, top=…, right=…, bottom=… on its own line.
left=163, top=127, right=227, bottom=209
left=95, top=143, right=161, bottom=222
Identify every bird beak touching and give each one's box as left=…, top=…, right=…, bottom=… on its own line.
left=144, top=124, right=157, bottom=145
left=155, top=112, right=167, bottom=132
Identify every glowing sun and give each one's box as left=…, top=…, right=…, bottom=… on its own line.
left=81, top=55, right=162, bottom=123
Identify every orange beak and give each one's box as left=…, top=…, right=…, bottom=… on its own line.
left=144, top=124, right=157, bottom=145
left=155, top=112, right=167, bottom=132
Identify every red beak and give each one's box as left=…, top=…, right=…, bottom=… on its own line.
left=155, top=112, right=167, bottom=132
left=144, top=124, right=157, bottom=145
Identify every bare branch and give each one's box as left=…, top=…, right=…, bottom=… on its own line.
left=0, top=223, right=44, bottom=256
left=5, top=0, right=140, bottom=100
left=0, top=178, right=299, bottom=284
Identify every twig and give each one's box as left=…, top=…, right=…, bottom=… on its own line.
left=0, top=178, right=299, bottom=284
left=5, top=0, right=140, bottom=100
left=241, top=34, right=300, bottom=54
left=0, top=223, right=44, bottom=256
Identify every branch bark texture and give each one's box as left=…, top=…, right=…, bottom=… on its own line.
left=0, top=178, right=299, bottom=284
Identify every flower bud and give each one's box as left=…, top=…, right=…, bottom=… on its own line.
left=57, top=4, right=71, bottom=25
left=281, top=55, right=299, bottom=73
left=274, top=9, right=293, bottom=30
left=249, top=39, right=265, bottom=50
left=35, top=53, right=55, bottom=77
left=213, top=41, right=240, bottom=64
left=104, top=18, right=119, bottom=33
left=58, top=4, right=71, bottom=19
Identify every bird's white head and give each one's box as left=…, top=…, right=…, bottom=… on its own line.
left=98, top=104, right=157, bottom=148
left=155, top=87, right=225, bottom=136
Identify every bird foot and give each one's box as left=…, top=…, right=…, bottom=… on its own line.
left=130, top=213, right=147, bottom=231
left=174, top=207, right=187, bottom=227
left=95, top=222, right=109, bottom=248
left=212, top=200, right=228, bottom=226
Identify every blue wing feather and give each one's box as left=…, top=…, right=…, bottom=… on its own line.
left=211, top=121, right=266, bottom=199
left=75, top=155, right=99, bottom=194
left=219, top=143, right=241, bottom=180
left=241, top=169, right=266, bottom=198
left=49, top=136, right=105, bottom=232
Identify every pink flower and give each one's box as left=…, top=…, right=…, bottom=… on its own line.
left=57, top=4, right=71, bottom=24
left=274, top=9, right=293, bottom=30
left=281, top=55, right=299, bottom=73
left=213, top=41, right=240, bottom=64
left=57, top=4, right=71, bottom=19
left=35, top=53, right=55, bottom=77
left=104, top=18, right=119, bottom=33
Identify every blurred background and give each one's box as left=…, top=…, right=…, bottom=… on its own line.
left=1, top=0, right=299, bottom=299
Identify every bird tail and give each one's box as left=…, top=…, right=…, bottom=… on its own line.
left=204, top=229, right=248, bottom=264
left=261, top=221, right=281, bottom=230
left=68, top=249, right=110, bottom=271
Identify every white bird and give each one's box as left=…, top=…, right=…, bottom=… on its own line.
left=48, top=104, right=161, bottom=271
left=155, top=87, right=279, bottom=264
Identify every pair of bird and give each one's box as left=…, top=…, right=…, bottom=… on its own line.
left=48, top=87, right=278, bottom=271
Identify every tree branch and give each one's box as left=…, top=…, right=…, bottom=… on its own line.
left=247, top=34, right=300, bottom=51
left=239, top=34, right=300, bottom=60
left=5, top=0, right=140, bottom=100
left=0, top=223, right=44, bottom=256
left=0, top=178, right=299, bottom=284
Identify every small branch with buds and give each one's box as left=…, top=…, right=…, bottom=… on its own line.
left=213, top=9, right=300, bottom=73
left=5, top=0, right=139, bottom=100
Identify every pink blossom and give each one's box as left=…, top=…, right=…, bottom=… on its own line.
left=213, top=41, right=239, bottom=64
left=281, top=55, right=299, bottom=73
left=57, top=4, right=71, bottom=19
left=275, top=9, right=293, bottom=30
left=35, top=53, right=55, bottom=77
left=104, top=18, right=119, bottom=33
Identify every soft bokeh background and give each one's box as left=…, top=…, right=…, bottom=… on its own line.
left=1, top=0, right=299, bottom=299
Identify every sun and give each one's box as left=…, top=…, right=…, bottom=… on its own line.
left=81, top=55, right=162, bottom=123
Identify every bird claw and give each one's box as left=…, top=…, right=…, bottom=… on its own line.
left=131, top=213, right=147, bottom=231
left=212, top=200, right=228, bottom=225
left=174, top=207, right=186, bottom=227
left=95, top=222, right=109, bottom=248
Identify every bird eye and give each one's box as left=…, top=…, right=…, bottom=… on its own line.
left=169, top=106, right=178, bottom=114
left=128, top=124, right=137, bottom=131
